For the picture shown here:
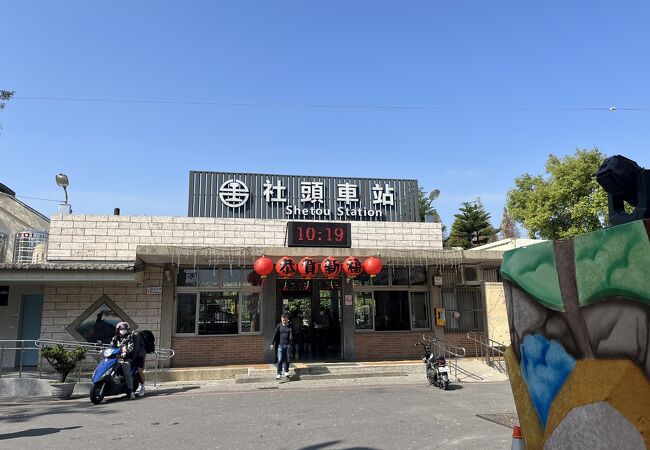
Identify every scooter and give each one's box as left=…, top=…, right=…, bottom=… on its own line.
left=416, top=340, right=450, bottom=390
left=90, top=347, right=139, bottom=404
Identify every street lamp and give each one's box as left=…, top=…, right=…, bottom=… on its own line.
left=425, top=189, right=441, bottom=223
left=55, top=173, right=71, bottom=214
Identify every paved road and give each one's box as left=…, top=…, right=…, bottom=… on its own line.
left=0, top=381, right=516, bottom=449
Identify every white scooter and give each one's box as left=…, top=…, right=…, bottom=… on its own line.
left=416, top=340, right=450, bottom=390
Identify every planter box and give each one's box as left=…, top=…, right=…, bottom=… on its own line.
left=50, top=382, right=76, bottom=400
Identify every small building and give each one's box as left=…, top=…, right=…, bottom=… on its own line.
left=0, top=173, right=506, bottom=368
left=0, top=184, right=51, bottom=367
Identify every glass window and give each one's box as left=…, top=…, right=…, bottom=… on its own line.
left=74, top=303, right=122, bottom=344
left=410, top=267, right=427, bottom=286
left=392, top=266, right=410, bottom=286
left=199, top=291, right=238, bottom=335
left=442, top=288, right=460, bottom=330
left=354, top=292, right=374, bottom=329
left=222, top=269, right=242, bottom=287
left=353, top=271, right=371, bottom=286
left=240, top=292, right=260, bottom=332
left=175, top=293, right=197, bottom=333
left=243, top=268, right=262, bottom=286
left=374, top=291, right=410, bottom=331
left=410, top=292, right=430, bottom=329
left=198, top=268, right=218, bottom=287
left=177, top=268, right=197, bottom=286
left=373, top=268, right=389, bottom=286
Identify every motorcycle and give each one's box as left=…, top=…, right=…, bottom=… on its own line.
left=90, top=347, right=139, bottom=404
left=416, top=340, right=450, bottom=390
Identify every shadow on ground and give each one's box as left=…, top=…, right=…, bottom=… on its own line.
left=0, top=386, right=200, bottom=422
left=299, top=441, right=377, bottom=450
left=0, top=425, right=82, bottom=440
left=100, top=385, right=201, bottom=403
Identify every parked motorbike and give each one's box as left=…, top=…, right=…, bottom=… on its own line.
left=416, top=340, right=450, bottom=390
left=90, top=347, right=139, bottom=404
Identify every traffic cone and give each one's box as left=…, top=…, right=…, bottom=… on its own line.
left=511, top=425, right=524, bottom=450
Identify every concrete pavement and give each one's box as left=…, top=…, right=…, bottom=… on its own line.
left=0, top=379, right=517, bottom=449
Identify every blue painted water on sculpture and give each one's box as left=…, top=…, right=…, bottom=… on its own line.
left=520, top=334, right=576, bottom=427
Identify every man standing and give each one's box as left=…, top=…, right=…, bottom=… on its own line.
left=270, top=314, right=293, bottom=379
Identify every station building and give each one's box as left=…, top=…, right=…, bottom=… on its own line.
left=0, top=172, right=506, bottom=367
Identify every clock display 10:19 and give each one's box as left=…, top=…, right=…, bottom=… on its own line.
left=296, top=225, right=345, bottom=242
left=287, top=222, right=352, bottom=247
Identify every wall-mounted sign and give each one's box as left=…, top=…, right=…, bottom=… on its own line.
left=146, top=287, right=162, bottom=295
left=188, top=171, right=420, bottom=222
left=345, top=294, right=353, bottom=306
left=287, top=222, right=351, bottom=248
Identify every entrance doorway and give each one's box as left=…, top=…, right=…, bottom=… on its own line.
left=276, top=278, right=342, bottom=361
left=18, top=294, right=43, bottom=366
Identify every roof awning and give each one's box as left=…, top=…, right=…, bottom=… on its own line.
left=135, top=245, right=465, bottom=267
left=0, top=262, right=141, bottom=283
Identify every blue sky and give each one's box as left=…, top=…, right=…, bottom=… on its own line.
left=2, top=1, right=650, bottom=233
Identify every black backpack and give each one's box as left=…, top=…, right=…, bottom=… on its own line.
left=134, top=330, right=156, bottom=355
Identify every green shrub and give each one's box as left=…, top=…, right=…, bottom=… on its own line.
left=41, top=345, right=87, bottom=383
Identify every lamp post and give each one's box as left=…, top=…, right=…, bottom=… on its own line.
left=55, top=173, right=71, bottom=215
left=425, top=189, right=441, bottom=223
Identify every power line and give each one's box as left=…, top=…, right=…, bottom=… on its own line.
left=12, top=96, right=649, bottom=112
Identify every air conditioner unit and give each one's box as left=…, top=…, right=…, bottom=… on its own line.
left=460, top=265, right=481, bottom=286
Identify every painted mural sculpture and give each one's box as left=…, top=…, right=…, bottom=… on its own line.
left=501, top=219, right=650, bottom=447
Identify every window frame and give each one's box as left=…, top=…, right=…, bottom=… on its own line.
left=174, top=267, right=263, bottom=337
left=352, top=266, right=430, bottom=332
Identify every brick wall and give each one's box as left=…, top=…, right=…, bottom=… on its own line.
left=171, top=335, right=265, bottom=367
left=354, top=331, right=429, bottom=360
left=443, top=332, right=481, bottom=357
left=46, top=215, right=443, bottom=262
left=40, top=266, right=163, bottom=344
left=354, top=331, right=483, bottom=360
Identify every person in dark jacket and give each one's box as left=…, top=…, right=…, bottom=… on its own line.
left=110, top=321, right=136, bottom=399
left=270, top=314, right=293, bottom=379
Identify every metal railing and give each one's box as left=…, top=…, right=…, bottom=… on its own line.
left=466, top=331, right=507, bottom=375
left=0, top=340, right=40, bottom=378
left=419, top=334, right=466, bottom=382
left=0, top=339, right=174, bottom=387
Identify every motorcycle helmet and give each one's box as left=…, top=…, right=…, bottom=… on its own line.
left=115, top=321, right=130, bottom=336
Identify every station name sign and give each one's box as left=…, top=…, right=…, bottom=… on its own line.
left=188, top=171, right=420, bottom=222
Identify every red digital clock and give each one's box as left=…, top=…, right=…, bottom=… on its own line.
left=287, top=221, right=351, bottom=248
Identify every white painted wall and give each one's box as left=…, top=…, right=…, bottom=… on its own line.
left=47, top=215, right=444, bottom=262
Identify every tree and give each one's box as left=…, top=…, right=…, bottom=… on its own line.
left=418, top=187, right=447, bottom=236
left=446, top=202, right=499, bottom=249
left=506, top=148, right=609, bottom=240
left=0, top=90, right=14, bottom=131
left=0, top=90, right=14, bottom=111
left=499, top=207, right=520, bottom=239
left=417, top=187, right=437, bottom=221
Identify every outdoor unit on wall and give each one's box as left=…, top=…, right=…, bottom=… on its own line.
left=459, top=265, right=481, bottom=286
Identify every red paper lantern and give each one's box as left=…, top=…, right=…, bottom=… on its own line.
left=298, top=257, right=318, bottom=278
left=254, top=256, right=274, bottom=278
left=343, top=256, right=364, bottom=278
left=363, top=256, right=382, bottom=277
left=320, top=256, right=341, bottom=278
left=276, top=256, right=297, bottom=278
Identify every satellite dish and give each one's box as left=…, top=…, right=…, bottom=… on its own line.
left=429, top=189, right=440, bottom=201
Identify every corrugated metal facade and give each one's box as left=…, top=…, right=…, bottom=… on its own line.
left=188, top=171, right=420, bottom=222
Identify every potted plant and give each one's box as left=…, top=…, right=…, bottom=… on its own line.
left=41, top=345, right=87, bottom=400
